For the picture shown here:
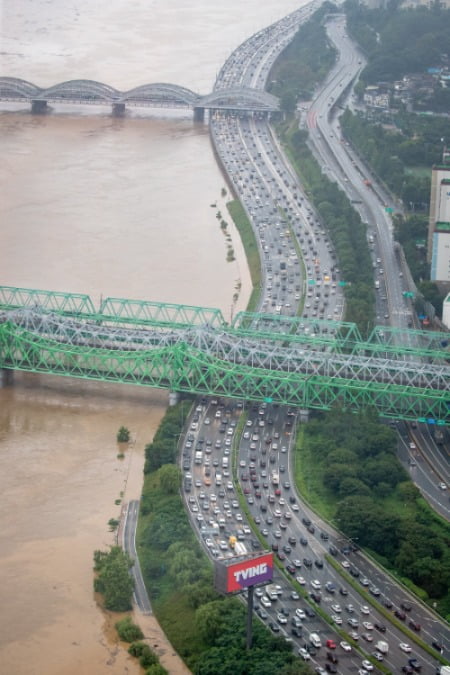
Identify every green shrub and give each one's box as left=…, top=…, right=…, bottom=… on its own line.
left=115, top=616, right=144, bottom=643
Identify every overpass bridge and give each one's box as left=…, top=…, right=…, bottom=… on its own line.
left=0, top=286, right=449, bottom=425
left=0, top=77, right=280, bottom=119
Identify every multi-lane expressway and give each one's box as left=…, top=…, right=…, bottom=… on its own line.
left=182, top=399, right=450, bottom=674
left=179, top=3, right=450, bottom=674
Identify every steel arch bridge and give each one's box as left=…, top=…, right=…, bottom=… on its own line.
left=0, top=77, right=279, bottom=112
left=197, top=88, right=279, bottom=112
left=0, top=286, right=449, bottom=425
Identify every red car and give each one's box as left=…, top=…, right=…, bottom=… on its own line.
left=326, top=639, right=337, bottom=649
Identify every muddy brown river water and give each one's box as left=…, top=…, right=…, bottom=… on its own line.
left=0, top=0, right=306, bottom=671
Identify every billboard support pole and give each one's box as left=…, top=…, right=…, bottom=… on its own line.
left=246, top=585, right=254, bottom=650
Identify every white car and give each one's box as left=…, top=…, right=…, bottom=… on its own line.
left=399, top=643, right=412, bottom=653
left=360, top=605, right=370, bottom=615
left=362, top=622, right=374, bottom=631
left=298, top=647, right=311, bottom=661
left=295, top=608, right=306, bottom=620
left=342, top=560, right=350, bottom=568
left=331, top=603, right=342, bottom=613
left=332, top=615, right=343, bottom=625
left=277, top=613, right=287, bottom=624
left=296, top=576, right=306, bottom=585
left=311, top=579, right=321, bottom=590
left=362, top=660, right=373, bottom=671
left=340, top=641, right=352, bottom=652
left=261, top=596, right=271, bottom=608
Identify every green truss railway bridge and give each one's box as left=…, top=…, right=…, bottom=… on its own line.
left=0, top=286, right=449, bottom=425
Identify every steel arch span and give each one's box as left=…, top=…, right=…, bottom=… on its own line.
left=123, top=83, right=199, bottom=107
left=0, top=78, right=278, bottom=112
left=0, top=77, right=41, bottom=98
left=198, top=87, right=279, bottom=111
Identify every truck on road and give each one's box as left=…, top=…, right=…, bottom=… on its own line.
left=375, top=640, right=389, bottom=655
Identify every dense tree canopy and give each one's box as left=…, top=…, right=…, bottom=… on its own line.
left=302, top=409, right=450, bottom=607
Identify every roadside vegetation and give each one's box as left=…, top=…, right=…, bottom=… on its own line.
left=93, top=546, right=135, bottom=611
left=296, top=408, right=450, bottom=619
left=227, top=199, right=262, bottom=313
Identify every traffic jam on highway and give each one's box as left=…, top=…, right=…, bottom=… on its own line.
left=180, top=3, right=449, bottom=674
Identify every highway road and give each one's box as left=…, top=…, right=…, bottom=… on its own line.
left=122, top=499, right=152, bottom=615
left=181, top=5, right=450, bottom=673
left=183, top=398, right=450, bottom=673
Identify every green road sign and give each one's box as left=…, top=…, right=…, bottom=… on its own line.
left=338, top=281, right=349, bottom=287
left=385, top=207, right=394, bottom=214
left=403, top=291, right=414, bottom=298
left=264, top=397, right=273, bottom=403
left=308, top=279, right=316, bottom=285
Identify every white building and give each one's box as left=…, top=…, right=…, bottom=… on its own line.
left=442, top=292, right=450, bottom=329
left=428, top=165, right=450, bottom=282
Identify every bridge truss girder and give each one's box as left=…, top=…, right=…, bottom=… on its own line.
left=0, top=312, right=448, bottom=424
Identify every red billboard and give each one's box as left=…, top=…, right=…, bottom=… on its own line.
left=214, top=552, right=274, bottom=594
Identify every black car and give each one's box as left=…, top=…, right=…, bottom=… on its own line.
left=305, top=606, right=316, bottom=618
left=291, top=626, right=303, bottom=638
left=408, top=620, right=421, bottom=632
left=310, top=591, right=321, bottom=603
left=269, top=621, right=280, bottom=633
left=320, top=531, right=329, bottom=540
left=329, top=545, right=338, bottom=556
left=374, top=622, right=386, bottom=633
left=327, top=651, right=338, bottom=663
left=300, top=537, right=308, bottom=546
left=394, top=609, right=406, bottom=620
left=408, top=659, right=422, bottom=671
left=314, top=559, right=324, bottom=569
left=325, top=663, right=337, bottom=673
left=302, top=517, right=311, bottom=527
left=286, top=564, right=296, bottom=575
left=401, top=601, right=412, bottom=612
left=283, top=544, right=292, bottom=554
left=303, top=558, right=312, bottom=568
left=432, top=640, right=444, bottom=652
left=339, top=587, right=348, bottom=596
left=288, top=536, right=297, bottom=545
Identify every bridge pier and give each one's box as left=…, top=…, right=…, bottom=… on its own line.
left=0, top=369, right=13, bottom=387
left=112, top=102, right=126, bottom=116
left=31, top=99, right=48, bottom=114
left=193, top=106, right=205, bottom=122
left=169, top=391, right=179, bottom=406
left=299, top=409, right=310, bottom=423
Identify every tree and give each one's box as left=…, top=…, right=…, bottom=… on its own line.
left=158, top=463, right=180, bottom=494
left=117, top=426, right=130, bottom=442
left=115, top=616, right=144, bottom=642
left=145, top=665, right=168, bottom=675
left=93, top=546, right=134, bottom=611
left=195, top=601, right=225, bottom=645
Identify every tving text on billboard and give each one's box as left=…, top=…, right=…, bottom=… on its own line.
left=214, top=552, right=274, bottom=594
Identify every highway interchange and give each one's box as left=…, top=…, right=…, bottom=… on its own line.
left=177, top=3, right=450, bottom=675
